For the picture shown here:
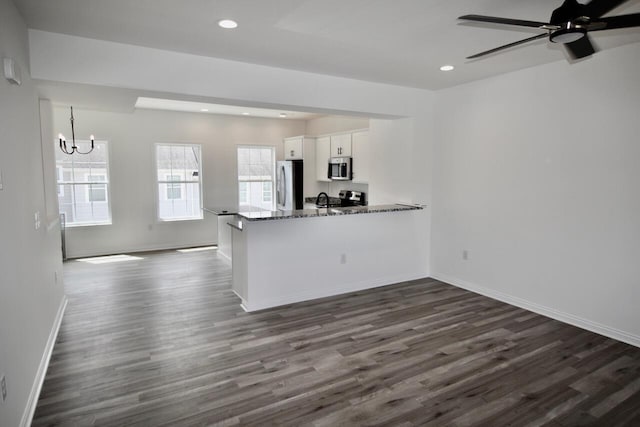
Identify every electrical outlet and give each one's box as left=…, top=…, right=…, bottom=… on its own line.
left=462, top=250, right=469, bottom=260
left=340, top=254, right=347, bottom=264
left=1, top=374, right=7, bottom=402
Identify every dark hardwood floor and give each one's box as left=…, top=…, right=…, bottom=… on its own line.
left=33, top=249, right=640, bottom=426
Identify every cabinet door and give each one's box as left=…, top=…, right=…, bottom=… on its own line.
left=284, top=137, right=303, bottom=159
left=315, top=136, right=331, bottom=182
left=330, top=133, right=352, bottom=157
left=351, top=130, right=369, bottom=183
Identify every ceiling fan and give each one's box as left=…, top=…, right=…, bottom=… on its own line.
left=459, top=0, right=640, bottom=60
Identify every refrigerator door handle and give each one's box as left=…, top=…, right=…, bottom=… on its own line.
left=282, top=166, right=287, bottom=208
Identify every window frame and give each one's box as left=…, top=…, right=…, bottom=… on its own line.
left=155, top=143, right=204, bottom=222
left=55, top=139, right=112, bottom=227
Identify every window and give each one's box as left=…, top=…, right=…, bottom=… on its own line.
left=55, top=140, right=111, bottom=226
left=237, top=146, right=275, bottom=210
left=156, top=144, right=202, bottom=221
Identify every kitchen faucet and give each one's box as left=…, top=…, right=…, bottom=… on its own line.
left=315, top=192, right=330, bottom=207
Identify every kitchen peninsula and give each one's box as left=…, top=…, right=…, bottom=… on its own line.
left=231, top=204, right=428, bottom=312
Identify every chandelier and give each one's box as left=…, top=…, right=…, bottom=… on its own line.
left=58, top=106, right=94, bottom=155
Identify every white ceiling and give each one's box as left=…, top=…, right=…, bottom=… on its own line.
left=15, top=0, right=640, bottom=90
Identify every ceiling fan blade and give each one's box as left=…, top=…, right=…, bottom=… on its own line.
left=564, top=35, right=596, bottom=59
left=466, top=33, right=548, bottom=59
left=589, top=13, right=640, bottom=30
left=459, top=14, right=550, bottom=28
left=583, top=0, right=629, bottom=18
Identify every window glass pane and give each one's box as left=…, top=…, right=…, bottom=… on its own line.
left=185, top=145, right=201, bottom=182
left=69, top=184, right=110, bottom=224
left=157, top=145, right=172, bottom=181
left=262, top=181, right=272, bottom=202
left=158, top=182, right=201, bottom=220
left=239, top=182, right=249, bottom=205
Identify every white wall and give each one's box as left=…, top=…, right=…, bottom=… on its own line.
left=432, top=42, right=640, bottom=346
left=0, top=1, right=66, bottom=425
left=52, top=107, right=306, bottom=258
left=305, top=116, right=369, bottom=136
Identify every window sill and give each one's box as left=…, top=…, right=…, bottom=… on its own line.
left=66, top=221, right=112, bottom=228
left=157, top=216, right=203, bottom=223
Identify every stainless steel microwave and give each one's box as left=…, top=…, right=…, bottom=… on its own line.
left=328, top=157, right=352, bottom=181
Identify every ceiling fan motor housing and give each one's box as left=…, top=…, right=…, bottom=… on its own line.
left=549, top=0, right=589, bottom=43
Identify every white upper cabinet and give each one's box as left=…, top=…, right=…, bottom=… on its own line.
left=330, top=133, right=352, bottom=157
left=284, top=137, right=303, bottom=160
left=351, top=130, right=369, bottom=184
left=315, top=136, right=331, bottom=182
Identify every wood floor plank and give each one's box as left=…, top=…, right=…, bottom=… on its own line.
left=31, top=248, right=640, bottom=426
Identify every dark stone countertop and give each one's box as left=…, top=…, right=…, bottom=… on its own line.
left=203, top=206, right=268, bottom=216
left=237, top=204, right=424, bottom=221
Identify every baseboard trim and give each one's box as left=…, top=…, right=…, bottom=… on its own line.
left=243, top=272, right=428, bottom=312
left=66, top=241, right=217, bottom=259
left=20, top=295, right=68, bottom=427
left=432, top=273, right=640, bottom=349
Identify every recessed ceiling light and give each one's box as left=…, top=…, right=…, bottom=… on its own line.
left=242, top=112, right=250, bottom=115
left=218, top=19, right=238, bottom=29
left=440, top=65, right=455, bottom=71
left=279, top=113, right=287, bottom=118
left=200, top=108, right=209, bottom=112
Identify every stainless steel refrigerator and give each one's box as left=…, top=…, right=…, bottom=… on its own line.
left=276, top=160, right=304, bottom=211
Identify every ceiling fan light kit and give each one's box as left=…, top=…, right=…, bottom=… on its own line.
left=459, top=0, right=640, bottom=60
left=550, top=25, right=587, bottom=44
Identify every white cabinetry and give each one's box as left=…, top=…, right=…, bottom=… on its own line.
left=351, top=130, right=370, bottom=184
left=330, top=133, right=352, bottom=157
left=315, top=136, right=331, bottom=182
left=284, top=136, right=303, bottom=160
left=315, top=130, right=369, bottom=183
left=283, top=136, right=320, bottom=196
